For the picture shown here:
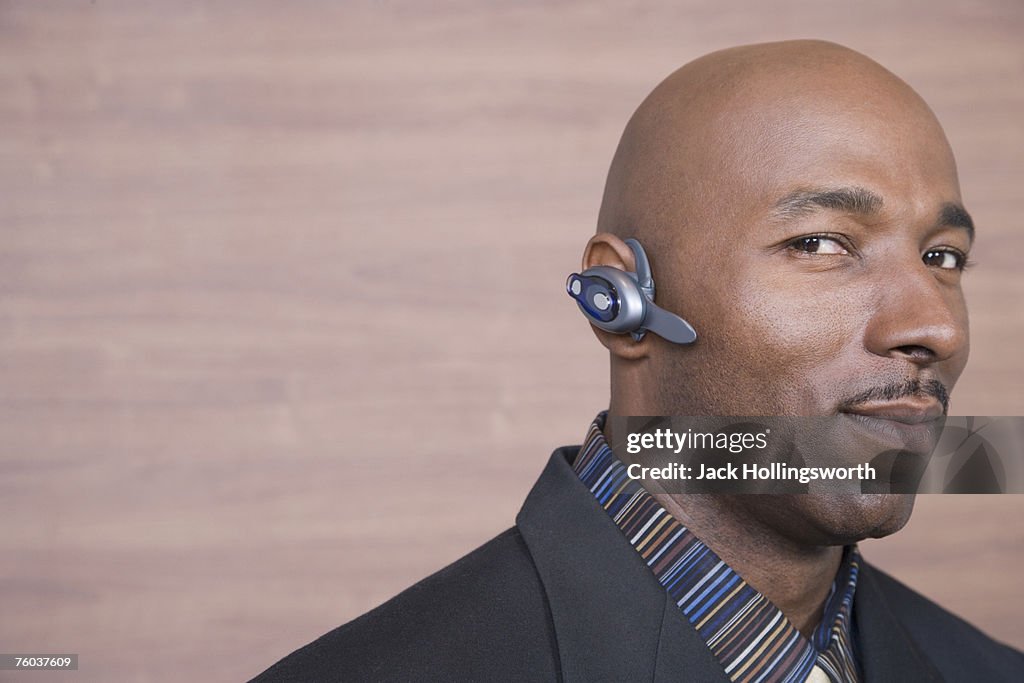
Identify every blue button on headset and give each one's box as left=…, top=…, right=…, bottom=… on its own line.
left=567, top=274, right=620, bottom=323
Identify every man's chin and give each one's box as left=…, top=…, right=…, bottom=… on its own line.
left=814, top=493, right=919, bottom=544
left=739, top=493, right=918, bottom=546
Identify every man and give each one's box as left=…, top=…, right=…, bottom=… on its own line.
left=253, top=40, right=1022, bottom=681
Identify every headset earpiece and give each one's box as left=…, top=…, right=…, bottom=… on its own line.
left=566, top=238, right=697, bottom=345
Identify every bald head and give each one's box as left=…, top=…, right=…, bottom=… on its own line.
left=597, top=40, right=956, bottom=260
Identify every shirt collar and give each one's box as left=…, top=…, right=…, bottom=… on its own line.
left=573, top=412, right=861, bottom=683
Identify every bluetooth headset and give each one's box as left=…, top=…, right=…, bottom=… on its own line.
left=566, top=238, right=697, bottom=345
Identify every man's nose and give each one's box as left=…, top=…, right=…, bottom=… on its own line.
left=863, top=268, right=969, bottom=365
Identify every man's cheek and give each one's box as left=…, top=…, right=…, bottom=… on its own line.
left=735, top=280, right=855, bottom=354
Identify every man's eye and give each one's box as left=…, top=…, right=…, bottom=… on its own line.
left=788, top=236, right=849, bottom=255
left=923, top=249, right=967, bottom=271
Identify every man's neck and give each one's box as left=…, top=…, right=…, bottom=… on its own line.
left=651, top=491, right=843, bottom=639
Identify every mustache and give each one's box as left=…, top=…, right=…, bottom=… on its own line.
left=839, top=378, right=950, bottom=415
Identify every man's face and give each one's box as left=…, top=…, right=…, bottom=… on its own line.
left=649, top=71, right=972, bottom=542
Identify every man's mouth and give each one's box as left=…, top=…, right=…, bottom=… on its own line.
left=839, top=399, right=945, bottom=453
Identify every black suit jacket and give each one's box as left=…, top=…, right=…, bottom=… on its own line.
left=252, top=447, right=1023, bottom=682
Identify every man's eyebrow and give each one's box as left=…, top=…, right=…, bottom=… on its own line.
left=939, top=202, right=975, bottom=243
left=772, top=186, right=884, bottom=220
left=772, top=188, right=976, bottom=243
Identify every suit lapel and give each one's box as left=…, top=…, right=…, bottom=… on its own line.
left=516, top=448, right=729, bottom=682
left=654, top=596, right=733, bottom=682
left=854, top=562, right=943, bottom=682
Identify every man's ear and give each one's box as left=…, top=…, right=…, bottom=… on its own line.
left=580, top=233, right=650, bottom=361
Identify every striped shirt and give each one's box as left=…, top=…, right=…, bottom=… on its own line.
left=572, top=414, right=861, bottom=683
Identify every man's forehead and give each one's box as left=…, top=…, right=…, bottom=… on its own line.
left=700, top=93, right=962, bottom=229
left=649, top=74, right=955, bottom=201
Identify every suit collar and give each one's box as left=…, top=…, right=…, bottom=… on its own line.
left=854, top=563, right=944, bottom=682
left=516, top=447, right=729, bottom=682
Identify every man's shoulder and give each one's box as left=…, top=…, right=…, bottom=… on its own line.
left=864, top=562, right=1023, bottom=678
left=249, top=527, right=558, bottom=682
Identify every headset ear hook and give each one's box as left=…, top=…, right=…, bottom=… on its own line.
left=624, top=238, right=652, bottom=342
left=566, top=238, right=697, bottom=346
left=624, top=238, right=655, bottom=302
